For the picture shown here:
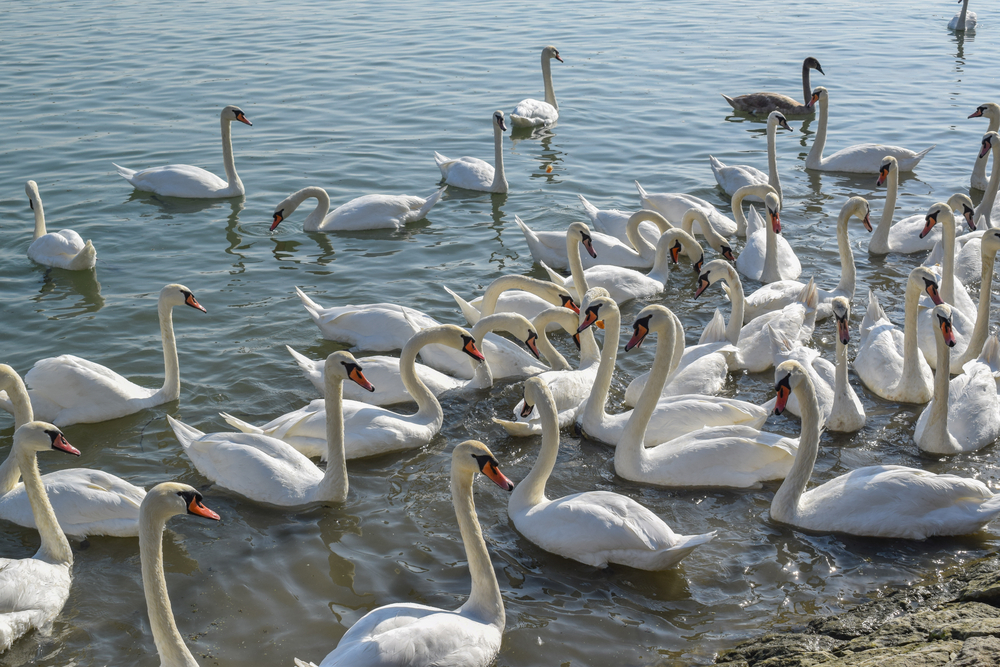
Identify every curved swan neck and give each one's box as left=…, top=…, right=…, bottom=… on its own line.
left=541, top=52, right=557, bottom=109
left=318, top=375, right=348, bottom=502
left=220, top=115, right=241, bottom=191
left=140, top=508, right=199, bottom=667
left=806, top=94, right=828, bottom=169
left=731, top=186, right=773, bottom=236
left=296, top=187, right=332, bottom=231
left=158, top=300, right=181, bottom=403
left=479, top=276, right=556, bottom=317
left=724, top=269, right=745, bottom=345
left=531, top=309, right=580, bottom=370
left=17, top=445, right=72, bottom=565
left=490, top=121, right=507, bottom=193
left=771, top=374, right=820, bottom=523
left=976, top=138, right=1000, bottom=229
left=626, top=211, right=670, bottom=256
left=514, top=387, right=559, bottom=508
left=958, top=249, right=997, bottom=365
left=834, top=207, right=857, bottom=297
left=872, top=168, right=898, bottom=250
left=453, top=468, right=503, bottom=626
left=801, top=60, right=812, bottom=106
left=0, top=371, right=33, bottom=494
left=766, top=118, right=782, bottom=202
left=582, top=303, right=622, bottom=425
left=400, top=330, right=447, bottom=423
left=616, top=315, right=675, bottom=470
left=648, top=232, right=675, bottom=283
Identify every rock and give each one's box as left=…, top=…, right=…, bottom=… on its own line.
left=947, top=635, right=1000, bottom=666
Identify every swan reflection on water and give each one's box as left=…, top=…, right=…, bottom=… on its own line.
left=31, top=265, right=104, bottom=318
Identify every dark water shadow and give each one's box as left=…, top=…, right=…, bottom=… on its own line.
left=29, top=264, right=105, bottom=318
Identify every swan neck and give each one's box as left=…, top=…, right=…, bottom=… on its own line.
left=582, top=306, right=621, bottom=428
left=801, top=61, right=812, bottom=106
left=648, top=233, right=673, bottom=283
left=872, top=169, right=898, bottom=249
left=567, top=233, right=589, bottom=299
left=927, top=328, right=952, bottom=441
left=760, top=208, right=780, bottom=283
left=0, top=374, right=33, bottom=494
left=625, top=212, right=663, bottom=256
left=732, top=191, right=749, bottom=236
left=159, top=300, right=181, bottom=403
left=834, top=210, right=856, bottom=297
left=616, top=318, right=675, bottom=470
left=515, top=391, right=560, bottom=508
left=17, top=446, right=72, bottom=565
left=834, top=339, right=850, bottom=404
left=490, top=122, right=507, bottom=192
left=299, top=187, right=332, bottom=231
left=400, top=331, right=445, bottom=423
left=959, top=251, right=997, bottom=365
left=940, top=213, right=957, bottom=304
left=958, top=0, right=969, bottom=25
left=766, top=120, right=781, bottom=201
left=976, top=139, right=1000, bottom=228
left=318, top=377, right=348, bottom=502
left=725, top=271, right=745, bottom=345
left=900, top=280, right=923, bottom=384
left=452, top=469, right=503, bottom=627
left=541, top=54, right=557, bottom=109
left=31, top=196, right=46, bottom=240
left=771, top=376, right=820, bottom=524
left=220, top=117, right=241, bottom=191
left=531, top=312, right=571, bottom=370
left=806, top=95, right=828, bottom=169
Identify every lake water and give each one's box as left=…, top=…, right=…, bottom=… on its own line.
left=1, top=0, right=998, bottom=665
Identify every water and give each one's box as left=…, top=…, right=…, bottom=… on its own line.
left=1, top=0, right=998, bottom=664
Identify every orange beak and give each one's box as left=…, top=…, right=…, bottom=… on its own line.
left=722, top=246, right=736, bottom=262
left=920, top=213, right=938, bottom=239
left=270, top=212, right=283, bottom=231
left=939, top=317, right=956, bottom=347
left=836, top=317, right=850, bottom=345
left=625, top=321, right=649, bottom=351
left=981, top=139, right=992, bottom=159
left=692, top=254, right=704, bottom=273
left=524, top=333, right=541, bottom=360
left=876, top=168, right=888, bottom=187
left=236, top=112, right=252, bottom=126
left=964, top=206, right=977, bottom=231
left=770, top=210, right=781, bottom=235
left=581, top=235, right=597, bottom=259
left=483, top=460, right=515, bottom=491
left=187, top=496, right=221, bottom=521
left=561, top=295, right=580, bottom=314
left=462, top=337, right=486, bottom=362
left=694, top=275, right=711, bottom=299
left=773, top=376, right=791, bottom=415
left=578, top=307, right=600, bottom=332
left=349, top=367, right=375, bottom=392
left=670, top=241, right=682, bottom=264
left=52, top=433, right=81, bottom=456
left=185, top=294, right=207, bottom=313
left=924, top=279, right=944, bottom=306
left=862, top=211, right=872, bottom=233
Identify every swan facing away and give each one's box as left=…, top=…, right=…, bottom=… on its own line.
left=509, top=377, right=715, bottom=569
left=949, top=0, right=977, bottom=30
left=294, top=440, right=513, bottom=667
left=709, top=111, right=792, bottom=200
left=770, top=360, right=1000, bottom=539
left=0, top=422, right=78, bottom=653
left=0, top=284, right=206, bottom=426
left=805, top=87, right=934, bottom=173
left=269, top=186, right=446, bottom=232
left=511, top=45, right=562, bottom=128
left=24, top=181, right=96, bottom=271
left=435, top=111, right=508, bottom=193
left=113, top=105, right=252, bottom=198
left=722, top=57, right=824, bottom=116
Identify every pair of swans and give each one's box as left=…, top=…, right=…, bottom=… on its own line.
left=507, top=376, right=716, bottom=569
left=722, top=57, right=824, bottom=116
left=634, top=181, right=737, bottom=237
left=435, top=111, right=508, bottom=193
left=770, top=359, right=1000, bottom=539
left=269, top=186, right=446, bottom=232
left=24, top=180, right=96, bottom=271
left=805, top=87, right=934, bottom=173
left=114, top=105, right=252, bottom=198
left=949, top=0, right=977, bottom=30
left=446, top=274, right=579, bottom=332
left=515, top=214, right=670, bottom=271
left=0, top=284, right=206, bottom=426
left=709, top=111, right=792, bottom=201
left=732, top=185, right=800, bottom=283
left=294, top=440, right=512, bottom=667
left=969, top=103, right=999, bottom=190
left=510, top=45, right=562, bottom=128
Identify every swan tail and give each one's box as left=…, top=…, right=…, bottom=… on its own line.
left=721, top=94, right=738, bottom=110
left=862, top=288, right=886, bottom=333
left=796, top=277, right=818, bottom=310
left=433, top=151, right=453, bottom=176
left=294, top=286, right=323, bottom=319
left=766, top=322, right=796, bottom=356
left=698, top=309, right=728, bottom=345
left=914, top=145, right=936, bottom=161
left=68, top=240, right=97, bottom=270
left=539, top=260, right=569, bottom=288
left=415, top=186, right=447, bottom=219
left=219, top=412, right=263, bottom=435
left=634, top=180, right=649, bottom=199
left=443, top=285, right=482, bottom=325
left=112, top=162, right=136, bottom=181
left=286, top=345, right=325, bottom=395
left=165, top=415, right=205, bottom=449
left=978, top=335, right=1000, bottom=376
left=293, top=660, right=319, bottom=667
left=578, top=194, right=600, bottom=221
left=514, top=214, right=539, bottom=246
left=708, top=155, right=725, bottom=178
left=491, top=416, right=542, bottom=437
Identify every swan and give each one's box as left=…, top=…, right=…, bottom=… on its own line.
left=854, top=267, right=942, bottom=403
left=613, top=305, right=799, bottom=488
left=136, top=482, right=219, bottom=667
left=635, top=181, right=738, bottom=237
left=735, top=192, right=801, bottom=283
left=293, top=440, right=513, bottom=667
left=805, top=87, right=934, bottom=173
left=113, top=105, right=252, bottom=198
left=914, top=304, right=1000, bottom=454
left=434, top=111, right=508, bottom=193
left=969, top=103, right=999, bottom=190
left=0, top=365, right=146, bottom=539
left=0, top=422, right=78, bottom=653
left=221, top=325, right=487, bottom=460
left=694, top=260, right=819, bottom=373
left=169, top=351, right=375, bottom=505
left=769, top=359, right=1000, bottom=539
left=722, top=57, right=825, bottom=116
left=0, top=284, right=206, bottom=426
left=573, top=289, right=770, bottom=447
left=949, top=0, right=977, bottom=30
left=743, top=196, right=872, bottom=321
left=444, top=274, right=578, bottom=330
left=23, top=181, right=96, bottom=271
left=952, top=230, right=1000, bottom=366
left=268, top=186, right=446, bottom=232
left=709, top=111, right=792, bottom=200
left=514, top=216, right=669, bottom=271
left=871, top=157, right=974, bottom=254
left=510, top=45, right=562, bottom=128
left=508, top=377, right=715, bottom=569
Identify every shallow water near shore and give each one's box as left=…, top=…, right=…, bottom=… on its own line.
left=2, top=0, right=1000, bottom=665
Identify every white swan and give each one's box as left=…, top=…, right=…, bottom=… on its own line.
left=953, top=230, right=1000, bottom=367
left=735, top=192, right=802, bottom=283
left=694, top=260, right=819, bottom=372
left=0, top=365, right=146, bottom=539
left=0, top=422, right=77, bottom=653
left=514, top=216, right=669, bottom=271
left=113, top=105, right=252, bottom=198
left=949, top=0, right=977, bottom=30
left=221, top=325, right=486, bottom=460
left=722, top=57, right=825, bottom=116
left=510, top=45, right=562, bottom=128
left=854, top=267, right=942, bottom=403
left=805, top=87, right=934, bottom=173
left=709, top=111, right=792, bottom=200
left=770, top=359, right=1000, bottom=539
left=434, top=111, right=508, bottom=193
left=23, top=181, right=96, bottom=271
left=445, top=274, right=578, bottom=330
left=969, top=103, right=999, bottom=190
left=138, top=483, right=220, bottom=667
left=293, top=440, right=513, bottom=667
left=268, top=186, right=446, bottom=232
left=870, top=157, right=974, bottom=254
left=635, top=181, right=738, bottom=237
left=743, top=196, right=871, bottom=321
left=914, top=304, right=1000, bottom=454
left=170, top=351, right=375, bottom=505
left=508, top=377, right=715, bottom=569
left=574, top=289, right=769, bottom=447
left=0, top=284, right=206, bottom=426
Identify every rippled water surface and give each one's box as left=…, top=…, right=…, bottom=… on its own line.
left=2, top=0, right=999, bottom=665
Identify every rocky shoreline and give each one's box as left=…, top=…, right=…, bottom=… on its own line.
left=716, top=555, right=1000, bottom=666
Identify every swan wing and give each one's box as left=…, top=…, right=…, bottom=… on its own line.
left=27, top=230, right=85, bottom=259
left=118, top=163, right=231, bottom=197
left=320, top=194, right=434, bottom=231
left=511, top=98, right=557, bottom=126
left=709, top=156, right=767, bottom=196
left=438, top=156, right=494, bottom=191
left=0, top=558, right=71, bottom=651
left=818, top=144, right=934, bottom=174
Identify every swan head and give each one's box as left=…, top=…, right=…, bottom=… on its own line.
left=542, top=45, right=563, bottom=63
left=578, top=287, right=614, bottom=333
left=434, top=324, right=486, bottom=362
left=909, top=266, right=944, bottom=305
left=945, top=193, right=977, bottom=231
left=768, top=111, right=792, bottom=132
left=876, top=156, right=897, bottom=187
left=831, top=297, right=851, bottom=345
left=325, top=351, right=375, bottom=392
left=270, top=187, right=329, bottom=231
left=452, top=440, right=514, bottom=491
left=921, top=202, right=956, bottom=239
left=804, top=57, right=824, bottom=75
left=932, top=303, right=957, bottom=348
left=568, top=221, right=598, bottom=258
left=979, top=131, right=998, bottom=160
left=519, top=376, right=555, bottom=418
left=473, top=313, right=540, bottom=360
left=625, top=305, right=672, bottom=352
left=221, top=105, right=252, bottom=126
left=842, top=196, right=872, bottom=233
left=142, top=482, right=221, bottom=522
left=661, top=229, right=704, bottom=273
left=693, top=259, right=733, bottom=299
left=765, top=193, right=782, bottom=235
left=970, top=103, right=1000, bottom=120
left=493, top=110, right=508, bottom=133
left=13, top=421, right=80, bottom=457
left=773, top=360, right=808, bottom=416
left=160, top=284, right=207, bottom=313
left=981, top=229, right=1000, bottom=258
left=24, top=180, right=41, bottom=209
left=682, top=208, right=735, bottom=261
left=806, top=86, right=827, bottom=109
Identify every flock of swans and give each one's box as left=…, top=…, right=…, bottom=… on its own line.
left=3, top=24, right=1000, bottom=666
